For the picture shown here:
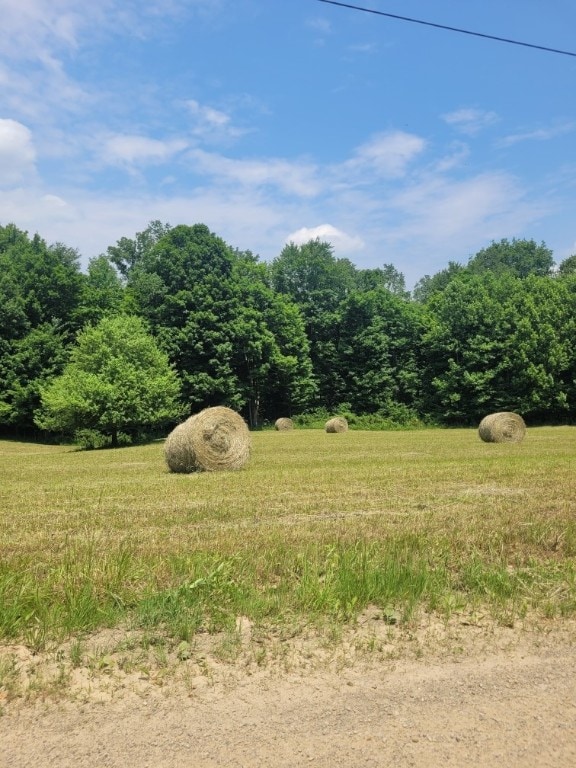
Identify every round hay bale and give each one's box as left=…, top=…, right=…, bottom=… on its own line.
left=325, top=416, right=349, bottom=433
left=478, top=412, right=526, bottom=443
left=163, top=418, right=197, bottom=473
left=274, top=417, right=294, bottom=431
left=164, top=406, right=251, bottom=472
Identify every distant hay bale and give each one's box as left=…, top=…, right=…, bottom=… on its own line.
left=274, top=417, right=294, bottom=431
left=164, top=406, right=251, bottom=472
left=325, top=416, right=349, bottom=433
left=478, top=412, right=526, bottom=443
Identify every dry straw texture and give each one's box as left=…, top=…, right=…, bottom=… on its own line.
left=164, top=406, right=251, bottom=472
left=274, top=417, right=294, bottom=431
left=325, top=416, right=349, bottom=433
left=478, top=412, right=527, bottom=443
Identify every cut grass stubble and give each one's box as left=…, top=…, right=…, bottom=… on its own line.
left=1, top=428, right=575, bottom=652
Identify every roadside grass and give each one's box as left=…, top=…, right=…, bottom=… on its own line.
left=1, top=426, right=575, bottom=660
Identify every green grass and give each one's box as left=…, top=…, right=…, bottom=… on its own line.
left=1, top=427, right=575, bottom=650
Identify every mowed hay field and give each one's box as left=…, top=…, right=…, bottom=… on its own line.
left=1, top=427, right=575, bottom=658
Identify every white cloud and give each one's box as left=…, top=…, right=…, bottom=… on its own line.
left=343, top=131, right=426, bottom=178
left=42, top=193, right=69, bottom=208
left=0, top=1, right=213, bottom=60
left=432, top=142, right=470, bottom=173
left=0, top=0, right=84, bottom=58
left=390, top=173, right=524, bottom=237
left=442, top=108, right=499, bottom=135
left=183, top=99, right=246, bottom=142
left=188, top=149, right=322, bottom=197
left=497, top=122, right=576, bottom=148
left=102, top=134, right=188, bottom=166
left=286, top=224, right=365, bottom=254
left=186, top=99, right=230, bottom=128
left=0, top=119, right=36, bottom=185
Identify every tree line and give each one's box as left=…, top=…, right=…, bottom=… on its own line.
left=1, top=220, right=575, bottom=445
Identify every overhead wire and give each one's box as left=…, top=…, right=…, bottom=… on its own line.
left=316, top=0, right=576, bottom=58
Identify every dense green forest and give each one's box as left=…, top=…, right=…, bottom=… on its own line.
left=1, top=220, right=575, bottom=445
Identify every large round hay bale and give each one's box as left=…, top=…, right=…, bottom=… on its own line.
left=164, top=406, right=251, bottom=472
left=274, top=417, right=294, bottom=431
left=478, top=412, right=526, bottom=443
left=325, top=416, right=349, bottom=433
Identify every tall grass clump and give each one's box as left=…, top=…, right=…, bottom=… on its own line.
left=292, top=540, right=441, bottom=621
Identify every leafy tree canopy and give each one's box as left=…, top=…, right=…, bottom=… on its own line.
left=34, top=315, right=183, bottom=446
left=467, top=238, right=554, bottom=278
left=75, top=254, right=125, bottom=326
left=270, top=239, right=357, bottom=308
left=106, top=220, right=172, bottom=279
left=0, top=224, right=83, bottom=332
left=412, top=262, right=465, bottom=303
left=355, top=264, right=409, bottom=298
left=557, top=253, right=576, bottom=277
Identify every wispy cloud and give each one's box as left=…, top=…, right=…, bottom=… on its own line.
left=187, top=149, right=322, bottom=197
left=102, top=134, right=188, bottom=166
left=497, top=122, right=576, bottom=147
left=184, top=99, right=248, bottom=142
left=432, top=142, right=470, bottom=173
left=442, top=108, right=499, bottom=135
left=342, top=131, right=426, bottom=179
left=0, top=0, right=217, bottom=59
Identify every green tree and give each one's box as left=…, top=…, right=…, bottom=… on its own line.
left=0, top=224, right=83, bottom=329
left=127, top=223, right=242, bottom=410
left=412, top=262, right=465, bottom=303
left=106, top=220, right=172, bottom=279
left=0, top=224, right=84, bottom=432
left=232, top=254, right=316, bottom=425
left=336, top=288, right=424, bottom=414
left=503, top=275, right=575, bottom=421
left=75, top=255, right=125, bottom=326
left=467, top=238, right=554, bottom=278
left=421, top=272, right=524, bottom=422
left=0, top=322, right=69, bottom=430
left=35, top=315, right=183, bottom=446
left=355, top=264, right=409, bottom=297
left=557, top=254, right=576, bottom=277
left=270, top=240, right=357, bottom=407
left=270, top=239, right=356, bottom=306
left=126, top=226, right=316, bottom=425
left=420, top=272, right=574, bottom=423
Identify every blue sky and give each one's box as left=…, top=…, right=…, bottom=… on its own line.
left=1, top=0, right=575, bottom=288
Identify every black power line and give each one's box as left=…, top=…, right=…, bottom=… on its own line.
left=316, top=0, right=576, bottom=58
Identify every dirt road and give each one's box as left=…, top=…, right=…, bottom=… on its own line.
left=2, top=619, right=575, bottom=767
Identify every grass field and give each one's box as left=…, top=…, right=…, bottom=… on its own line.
left=1, top=427, right=575, bottom=653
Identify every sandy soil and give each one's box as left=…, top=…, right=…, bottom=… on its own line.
left=2, top=614, right=575, bottom=767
